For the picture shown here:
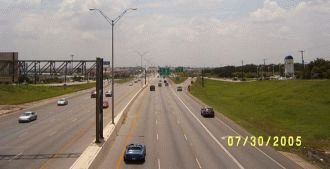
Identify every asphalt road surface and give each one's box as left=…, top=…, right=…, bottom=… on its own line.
left=94, top=78, right=302, bottom=169
left=0, top=80, right=143, bottom=169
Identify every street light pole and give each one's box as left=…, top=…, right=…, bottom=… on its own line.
left=136, top=51, right=148, bottom=87
left=111, top=19, right=115, bottom=124
left=90, top=8, right=137, bottom=125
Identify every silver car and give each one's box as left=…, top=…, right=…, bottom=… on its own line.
left=18, top=111, right=37, bottom=123
left=57, top=98, right=68, bottom=106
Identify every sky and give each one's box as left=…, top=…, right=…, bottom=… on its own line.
left=0, top=0, right=330, bottom=67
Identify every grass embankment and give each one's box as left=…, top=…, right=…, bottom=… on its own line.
left=169, top=76, right=188, bottom=84
left=0, top=83, right=95, bottom=105
left=190, top=79, right=330, bottom=151
left=115, top=78, right=133, bottom=84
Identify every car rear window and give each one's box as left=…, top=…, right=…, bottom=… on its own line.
left=128, top=146, right=142, bottom=150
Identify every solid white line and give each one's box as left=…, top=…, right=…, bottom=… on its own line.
left=10, top=152, right=22, bottom=161
left=195, top=158, right=202, bottom=169
left=158, top=158, right=161, bottom=169
left=157, top=133, right=159, bottom=141
left=214, top=118, right=286, bottom=169
left=171, top=89, right=245, bottom=169
left=184, top=134, right=188, bottom=141
left=156, top=119, right=158, bottom=125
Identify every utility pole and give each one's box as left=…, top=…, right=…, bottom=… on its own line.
left=201, top=68, right=204, bottom=88
left=257, top=66, right=259, bottom=79
left=262, top=59, right=266, bottom=79
left=241, top=60, right=244, bottom=81
left=299, top=50, right=305, bottom=70
left=144, top=64, right=147, bottom=85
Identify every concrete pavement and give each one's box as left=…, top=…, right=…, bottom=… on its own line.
left=93, top=77, right=302, bottom=169
left=0, top=80, right=143, bottom=169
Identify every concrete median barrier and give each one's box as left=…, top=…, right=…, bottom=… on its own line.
left=70, top=84, right=148, bottom=169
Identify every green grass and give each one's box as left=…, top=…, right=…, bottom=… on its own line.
left=0, top=83, right=95, bottom=105
left=115, top=78, right=133, bottom=84
left=190, top=79, right=330, bottom=151
left=169, top=76, right=188, bottom=84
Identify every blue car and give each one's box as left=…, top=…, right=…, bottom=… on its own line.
left=124, top=144, right=146, bottom=162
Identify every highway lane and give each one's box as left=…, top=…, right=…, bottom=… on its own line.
left=95, top=77, right=302, bottom=169
left=169, top=78, right=302, bottom=169
left=0, top=80, right=143, bottom=169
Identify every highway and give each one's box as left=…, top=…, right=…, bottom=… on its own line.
left=0, top=80, right=144, bottom=169
left=94, top=78, right=302, bottom=169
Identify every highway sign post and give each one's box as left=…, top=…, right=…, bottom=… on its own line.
left=95, top=58, right=104, bottom=143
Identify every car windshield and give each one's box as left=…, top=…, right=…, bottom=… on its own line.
left=59, top=99, right=65, bottom=101
left=23, top=112, right=32, bottom=116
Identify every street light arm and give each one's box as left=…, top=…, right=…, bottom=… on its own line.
left=95, top=9, right=113, bottom=25
left=113, top=8, right=137, bottom=25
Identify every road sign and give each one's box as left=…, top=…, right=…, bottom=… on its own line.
left=103, top=61, right=110, bottom=65
left=159, top=67, right=171, bottom=76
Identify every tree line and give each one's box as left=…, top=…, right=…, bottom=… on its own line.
left=203, top=58, right=330, bottom=79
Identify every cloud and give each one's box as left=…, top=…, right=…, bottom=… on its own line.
left=0, top=0, right=330, bottom=66
left=250, top=0, right=286, bottom=23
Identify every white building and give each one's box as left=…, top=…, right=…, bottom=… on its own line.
left=284, top=55, right=294, bottom=77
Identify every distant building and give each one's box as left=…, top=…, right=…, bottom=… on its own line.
left=284, top=55, right=294, bottom=77
left=0, top=52, right=18, bottom=83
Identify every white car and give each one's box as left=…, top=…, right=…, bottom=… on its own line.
left=105, top=90, right=112, bottom=97
left=18, top=111, right=37, bottom=123
left=57, top=98, right=68, bottom=106
left=129, top=83, right=133, bottom=86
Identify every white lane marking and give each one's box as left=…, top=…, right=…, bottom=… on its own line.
left=48, top=130, right=57, bottom=137
left=171, top=89, right=244, bottom=169
left=221, top=136, right=228, bottom=140
left=156, top=119, right=158, bottom=125
left=157, top=133, right=159, bottom=141
left=184, top=134, right=188, bottom=141
left=195, top=158, right=202, bottom=169
left=18, top=132, right=27, bottom=138
left=10, top=152, right=22, bottom=161
left=72, top=118, right=78, bottom=122
left=158, top=158, right=161, bottom=169
left=214, top=118, right=286, bottom=169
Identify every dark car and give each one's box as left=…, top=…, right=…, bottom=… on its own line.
left=103, top=101, right=109, bottom=108
left=150, top=85, right=155, bottom=91
left=91, top=90, right=96, bottom=98
left=164, top=80, right=167, bottom=83
left=165, top=82, right=169, bottom=86
left=158, top=83, right=162, bottom=87
left=177, top=86, right=182, bottom=91
left=124, top=144, right=146, bottom=162
left=201, top=107, right=215, bottom=117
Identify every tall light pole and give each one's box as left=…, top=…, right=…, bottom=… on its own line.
left=136, top=51, right=148, bottom=86
left=90, top=8, right=137, bottom=124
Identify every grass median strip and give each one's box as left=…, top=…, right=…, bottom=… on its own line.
left=190, top=78, right=330, bottom=152
left=169, top=76, right=188, bottom=84
left=0, top=83, right=95, bottom=105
